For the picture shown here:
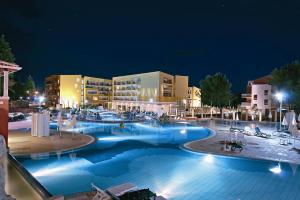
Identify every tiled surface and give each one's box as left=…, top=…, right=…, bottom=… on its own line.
left=185, top=120, right=300, bottom=164
left=8, top=130, right=95, bottom=156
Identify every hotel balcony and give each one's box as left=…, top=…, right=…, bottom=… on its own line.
left=241, top=102, right=251, bottom=108
left=241, top=93, right=251, bottom=98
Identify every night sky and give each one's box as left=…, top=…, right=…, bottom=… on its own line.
left=1, top=0, right=300, bottom=92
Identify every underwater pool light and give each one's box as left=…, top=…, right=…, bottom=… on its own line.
left=270, top=163, right=281, bottom=174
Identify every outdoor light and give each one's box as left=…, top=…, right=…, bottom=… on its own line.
left=275, top=92, right=283, bottom=101
left=39, top=96, right=45, bottom=103
left=275, top=92, right=284, bottom=131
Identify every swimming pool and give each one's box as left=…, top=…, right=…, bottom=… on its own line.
left=17, top=122, right=300, bottom=200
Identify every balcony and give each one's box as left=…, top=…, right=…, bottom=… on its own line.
left=241, top=93, right=251, bottom=98
left=241, top=102, right=251, bottom=108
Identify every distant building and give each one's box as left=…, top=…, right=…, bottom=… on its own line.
left=241, top=75, right=272, bottom=119
left=187, top=86, right=201, bottom=108
left=45, top=75, right=112, bottom=108
left=112, top=71, right=188, bottom=115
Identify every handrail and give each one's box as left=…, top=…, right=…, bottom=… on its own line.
left=8, top=153, right=52, bottom=199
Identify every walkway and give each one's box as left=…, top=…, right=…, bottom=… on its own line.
left=6, top=161, right=42, bottom=200
left=184, top=119, right=300, bottom=164
left=8, top=130, right=95, bottom=156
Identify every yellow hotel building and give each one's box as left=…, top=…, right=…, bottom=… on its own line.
left=45, top=75, right=112, bottom=108
left=112, top=71, right=188, bottom=115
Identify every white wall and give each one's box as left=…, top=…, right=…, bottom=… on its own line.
left=251, top=84, right=272, bottom=114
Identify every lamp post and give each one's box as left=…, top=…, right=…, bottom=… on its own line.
left=275, top=92, right=283, bottom=131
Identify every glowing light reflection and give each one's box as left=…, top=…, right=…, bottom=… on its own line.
left=180, top=129, right=187, bottom=134
left=270, top=163, right=281, bottom=174
left=203, top=154, right=214, bottom=164
left=32, top=159, right=91, bottom=177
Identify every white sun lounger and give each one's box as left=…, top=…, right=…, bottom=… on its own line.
left=156, top=196, right=168, bottom=200
left=91, top=183, right=112, bottom=200
left=106, top=183, right=138, bottom=197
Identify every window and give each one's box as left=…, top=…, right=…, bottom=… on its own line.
left=264, top=90, right=268, bottom=95
left=265, top=109, right=270, bottom=115
left=264, top=99, right=268, bottom=105
left=253, top=94, right=257, bottom=100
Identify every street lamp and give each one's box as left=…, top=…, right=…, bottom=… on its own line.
left=275, top=92, right=284, bottom=131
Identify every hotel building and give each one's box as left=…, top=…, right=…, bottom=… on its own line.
left=187, top=86, right=201, bottom=108
left=45, top=75, right=112, bottom=108
left=241, top=75, right=273, bottom=119
left=112, top=71, right=188, bottom=115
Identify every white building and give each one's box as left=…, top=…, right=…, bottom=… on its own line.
left=241, top=75, right=272, bottom=118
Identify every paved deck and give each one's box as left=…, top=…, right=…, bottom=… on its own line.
left=184, top=120, right=300, bottom=164
left=8, top=130, right=95, bottom=156
left=6, top=161, right=42, bottom=200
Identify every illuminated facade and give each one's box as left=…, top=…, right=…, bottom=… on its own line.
left=45, top=75, right=112, bottom=108
left=112, top=71, right=188, bottom=115
left=187, top=86, right=201, bottom=108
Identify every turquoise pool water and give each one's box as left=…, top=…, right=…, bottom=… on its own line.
left=17, top=122, right=300, bottom=200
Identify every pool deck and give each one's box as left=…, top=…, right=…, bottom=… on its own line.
left=8, top=129, right=95, bottom=156
left=184, top=119, right=300, bottom=164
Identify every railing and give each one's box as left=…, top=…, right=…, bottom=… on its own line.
left=241, top=102, right=251, bottom=108
left=241, top=93, right=251, bottom=98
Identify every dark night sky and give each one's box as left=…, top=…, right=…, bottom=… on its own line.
left=1, top=0, right=300, bottom=92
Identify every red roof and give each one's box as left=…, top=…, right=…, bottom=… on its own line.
left=250, top=75, right=271, bottom=85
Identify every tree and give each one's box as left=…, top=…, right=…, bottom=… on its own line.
left=200, top=73, right=232, bottom=110
left=0, top=34, right=15, bottom=62
left=24, top=75, right=36, bottom=94
left=0, top=34, right=16, bottom=95
left=231, top=92, right=242, bottom=108
left=270, top=60, right=300, bottom=111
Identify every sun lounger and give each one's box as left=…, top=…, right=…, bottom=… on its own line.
left=91, top=183, right=112, bottom=200
left=255, top=127, right=271, bottom=138
left=156, top=196, right=168, bottom=200
left=230, top=127, right=244, bottom=133
left=106, top=183, right=138, bottom=197
left=244, top=126, right=255, bottom=136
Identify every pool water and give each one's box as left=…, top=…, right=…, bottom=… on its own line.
left=17, top=122, right=300, bottom=200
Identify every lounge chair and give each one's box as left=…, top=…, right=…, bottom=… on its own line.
left=229, top=127, right=244, bottom=133
left=91, top=183, right=112, bottom=200
left=106, top=183, right=138, bottom=197
left=243, top=126, right=255, bottom=136
left=255, top=127, right=271, bottom=138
